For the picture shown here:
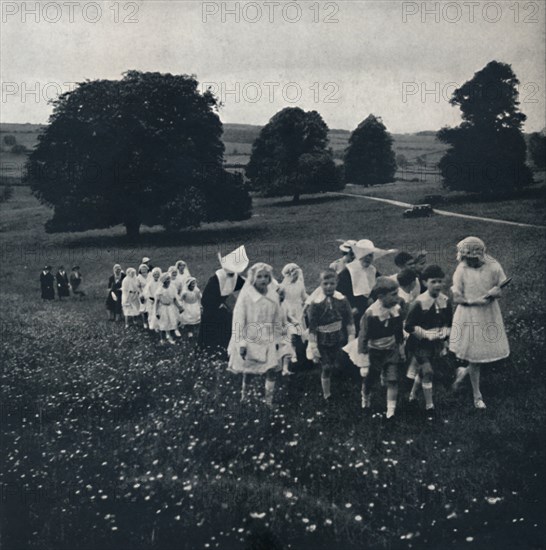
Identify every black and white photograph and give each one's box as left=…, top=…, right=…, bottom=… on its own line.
left=1, top=1, right=545, bottom=549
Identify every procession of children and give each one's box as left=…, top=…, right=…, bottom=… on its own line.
left=96, top=235, right=509, bottom=420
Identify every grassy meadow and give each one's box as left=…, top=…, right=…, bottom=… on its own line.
left=1, top=185, right=545, bottom=550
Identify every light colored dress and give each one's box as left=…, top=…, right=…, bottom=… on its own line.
left=449, top=260, right=510, bottom=363
left=121, top=276, right=141, bottom=317
left=180, top=288, right=202, bottom=326
left=144, top=278, right=162, bottom=330
left=136, top=273, right=149, bottom=313
left=228, top=285, right=283, bottom=375
left=154, top=286, right=180, bottom=332
left=280, top=279, right=308, bottom=340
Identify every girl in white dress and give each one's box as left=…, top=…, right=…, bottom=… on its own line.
left=175, top=260, right=192, bottom=292
left=449, top=237, right=510, bottom=409
left=179, top=277, right=202, bottom=338
left=144, top=267, right=162, bottom=332
left=168, top=266, right=183, bottom=337
left=121, top=268, right=141, bottom=327
left=154, top=274, right=183, bottom=345
left=228, top=263, right=283, bottom=406
left=279, top=263, right=308, bottom=372
left=136, top=264, right=150, bottom=328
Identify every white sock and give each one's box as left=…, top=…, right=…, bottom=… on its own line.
left=386, top=401, right=396, bottom=418
left=321, top=376, right=331, bottom=400
left=386, top=384, right=398, bottom=417
left=265, top=379, right=275, bottom=405
left=410, top=374, right=421, bottom=401
left=422, top=382, right=434, bottom=409
left=361, top=382, right=371, bottom=408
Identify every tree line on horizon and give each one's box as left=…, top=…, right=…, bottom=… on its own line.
left=26, top=61, right=545, bottom=238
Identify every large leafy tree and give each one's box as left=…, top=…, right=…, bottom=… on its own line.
left=28, top=71, right=251, bottom=238
left=344, top=115, right=396, bottom=186
left=438, top=61, right=533, bottom=195
left=246, top=107, right=341, bottom=203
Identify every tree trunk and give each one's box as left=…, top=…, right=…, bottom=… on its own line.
left=292, top=192, right=300, bottom=204
left=125, top=220, right=141, bottom=240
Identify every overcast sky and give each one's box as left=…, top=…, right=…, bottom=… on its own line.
left=1, top=0, right=545, bottom=133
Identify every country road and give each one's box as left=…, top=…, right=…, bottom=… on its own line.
left=331, top=192, right=546, bottom=230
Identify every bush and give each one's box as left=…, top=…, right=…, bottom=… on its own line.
left=11, top=144, right=28, bottom=155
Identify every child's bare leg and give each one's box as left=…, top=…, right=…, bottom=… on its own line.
left=409, top=374, right=421, bottom=401
left=265, top=369, right=276, bottom=406
left=386, top=381, right=398, bottom=419
left=421, top=363, right=434, bottom=410
left=241, top=374, right=248, bottom=402
left=361, top=374, right=372, bottom=409
left=282, top=355, right=292, bottom=376
left=141, top=313, right=148, bottom=329
left=468, top=363, right=485, bottom=408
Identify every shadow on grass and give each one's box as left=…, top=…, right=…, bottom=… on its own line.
left=63, top=223, right=270, bottom=249
left=266, top=194, right=347, bottom=208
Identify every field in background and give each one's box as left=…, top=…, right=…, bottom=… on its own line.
left=1, top=185, right=545, bottom=550
left=1, top=123, right=447, bottom=182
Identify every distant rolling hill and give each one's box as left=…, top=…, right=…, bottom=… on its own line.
left=1, top=121, right=449, bottom=181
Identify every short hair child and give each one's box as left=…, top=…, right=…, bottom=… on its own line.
left=358, top=276, right=405, bottom=419
left=404, top=265, right=452, bottom=415
left=394, top=251, right=415, bottom=270
left=307, top=268, right=355, bottom=401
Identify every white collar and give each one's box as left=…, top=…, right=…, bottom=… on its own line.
left=247, top=284, right=278, bottom=303
left=368, top=299, right=401, bottom=321
left=417, top=292, right=448, bottom=311
left=307, top=287, right=345, bottom=304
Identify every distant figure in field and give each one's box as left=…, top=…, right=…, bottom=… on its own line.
left=69, top=266, right=85, bottom=299
left=40, top=265, right=55, bottom=300
left=56, top=266, right=70, bottom=300
left=198, top=245, right=249, bottom=355
left=106, top=264, right=125, bottom=321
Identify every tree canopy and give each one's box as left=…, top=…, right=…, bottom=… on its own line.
left=245, top=107, right=341, bottom=203
left=344, top=115, right=396, bottom=186
left=28, top=71, right=251, bottom=238
left=438, top=61, right=533, bottom=195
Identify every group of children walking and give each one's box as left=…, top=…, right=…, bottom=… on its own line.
left=106, top=257, right=202, bottom=344
left=223, top=236, right=510, bottom=418
left=99, top=236, right=510, bottom=418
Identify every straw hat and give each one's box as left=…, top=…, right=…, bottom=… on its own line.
left=337, top=239, right=357, bottom=253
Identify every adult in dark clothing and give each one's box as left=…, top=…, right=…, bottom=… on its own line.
left=106, top=264, right=125, bottom=321
left=336, top=240, right=396, bottom=333
left=40, top=266, right=55, bottom=300
left=56, top=266, right=70, bottom=299
left=198, top=246, right=248, bottom=355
